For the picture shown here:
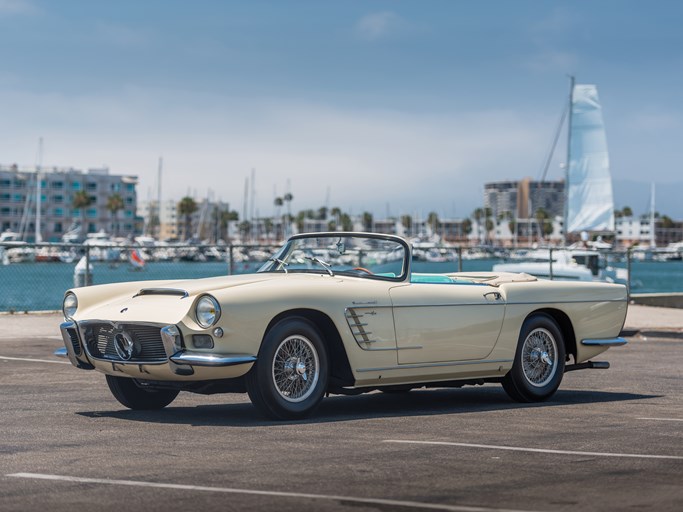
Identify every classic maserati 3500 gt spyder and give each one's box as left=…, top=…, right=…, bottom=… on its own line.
left=57, top=232, right=628, bottom=419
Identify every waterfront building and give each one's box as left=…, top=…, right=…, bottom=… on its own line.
left=0, top=164, right=138, bottom=242
left=138, top=199, right=179, bottom=241
left=484, top=178, right=565, bottom=220
left=615, top=217, right=683, bottom=247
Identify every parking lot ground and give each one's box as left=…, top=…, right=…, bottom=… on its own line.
left=0, top=311, right=681, bottom=511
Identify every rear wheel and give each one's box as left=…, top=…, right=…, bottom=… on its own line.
left=246, top=317, right=328, bottom=420
left=502, top=313, right=565, bottom=402
left=106, top=375, right=179, bottom=410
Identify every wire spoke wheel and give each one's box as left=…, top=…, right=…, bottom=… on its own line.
left=521, top=328, right=557, bottom=387
left=247, top=317, right=328, bottom=420
left=272, top=335, right=319, bottom=402
left=502, top=313, right=565, bottom=403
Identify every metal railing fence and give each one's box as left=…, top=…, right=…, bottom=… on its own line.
left=0, top=242, right=635, bottom=313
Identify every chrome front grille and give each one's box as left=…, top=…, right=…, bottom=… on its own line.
left=66, top=327, right=82, bottom=355
left=82, top=323, right=167, bottom=363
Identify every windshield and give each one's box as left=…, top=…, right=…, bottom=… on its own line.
left=258, top=234, right=407, bottom=280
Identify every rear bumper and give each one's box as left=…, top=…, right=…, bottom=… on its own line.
left=581, top=337, right=628, bottom=347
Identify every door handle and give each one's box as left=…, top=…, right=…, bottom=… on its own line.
left=484, top=291, right=502, bottom=301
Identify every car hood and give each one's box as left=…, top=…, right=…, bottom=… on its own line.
left=73, top=273, right=283, bottom=325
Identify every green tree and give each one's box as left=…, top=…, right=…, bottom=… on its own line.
left=178, top=196, right=198, bottom=241
left=106, top=193, right=125, bottom=237
left=401, top=214, right=413, bottom=236
left=283, top=193, right=293, bottom=237
left=461, top=218, right=472, bottom=236
left=238, top=220, right=251, bottom=238
left=660, top=215, right=675, bottom=229
left=264, top=218, right=274, bottom=239
left=340, top=213, right=353, bottom=231
left=622, top=206, right=633, bottom=217
left=220, top=209, right=238, bottom=241
left=72, top=190, right=93, bottom=235
left=534, top=208, right=553, bottom=239
left=427, top=212, right=439, bottom=234
left=296, top=211, right=306, bottom=233
left=362, top=211, right=373, bottom=232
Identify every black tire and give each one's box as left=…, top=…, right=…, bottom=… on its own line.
left=246, top=317, right=328, bottom=420
left=106, top=375, right=179, bottom=410
left=502, top=313, right=566, bottom=403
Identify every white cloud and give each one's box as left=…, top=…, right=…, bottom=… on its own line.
left=354, top=11, right=405, bottom=41
left=0, top=0, right=38, bottom=16
left=0, top=88, right=561, bottom=218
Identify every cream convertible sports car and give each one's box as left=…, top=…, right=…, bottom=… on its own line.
left=57, top=232, right=628, bottom=420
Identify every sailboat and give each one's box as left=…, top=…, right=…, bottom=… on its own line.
left=494, top=79, right=626, bottom=283
left=564, top=79, right=615, bottom=236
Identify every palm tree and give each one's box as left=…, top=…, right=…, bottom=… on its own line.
left=296, top=211, right=306, bottom=234
left=106, top=193, right=125, bottom=237
left=401, top=215, right=413, bottom=236
left=362, top=211, right=373, bottom=232
left=534, top=207, right=553, bottom=240
left=72, top=190, right=93, bottom=235
left=340, top=213, right=353, bottom=231
left=427, top=212, right=439, bottom=235
left=178, top=196, right=198, bottom=241
left=461, top=218, right=472, bottom=239
left=472, top=208, right=484, bottom=242
left=330, top=207, right=342, bottom=230
left=283, top=193, right=293, bottom=237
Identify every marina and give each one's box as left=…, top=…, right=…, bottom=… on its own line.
left=1, top=248, right=681, bottom=313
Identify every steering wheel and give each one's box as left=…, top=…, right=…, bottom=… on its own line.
left=352, top=267, right=373, bottom=275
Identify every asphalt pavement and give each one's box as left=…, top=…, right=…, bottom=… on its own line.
left=0, top=305, right=681, bottom=511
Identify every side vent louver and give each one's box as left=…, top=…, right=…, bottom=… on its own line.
left=345, top=308, right=378, bottom=347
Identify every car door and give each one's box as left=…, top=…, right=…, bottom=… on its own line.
left=389, top=282, right=505, bottom=364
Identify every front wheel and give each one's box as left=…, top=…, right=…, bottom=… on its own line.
left=502, top=313, right=566, bottom=402
left=246, top=317, right=328, bottom=420
left=106, top=375, right=179, bottom=410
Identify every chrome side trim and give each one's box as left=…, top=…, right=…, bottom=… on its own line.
left=169, top=352, right=257, bottom=367
left=581, top=337, right=628, bottom=347
left=54, top=347, right=68, bottom=358
left=362, top=346, right=423, bottom=352
left=356, top=358, right=513, bottom=373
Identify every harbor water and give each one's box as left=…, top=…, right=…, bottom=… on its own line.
left=1, top=258, right=682, bottom=313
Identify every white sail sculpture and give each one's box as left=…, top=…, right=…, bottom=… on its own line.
left=565, top=84, right=615, bottom=233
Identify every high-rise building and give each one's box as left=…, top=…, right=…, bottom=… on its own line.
left=484, top=178, right=565, bottom=220
left=0, top=165, right=138, bottom=242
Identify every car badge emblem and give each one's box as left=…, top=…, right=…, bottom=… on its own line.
left=114, top=331, right=135, bottom=360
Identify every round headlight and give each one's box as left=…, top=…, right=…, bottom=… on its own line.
left=63, top=293, right=78, bottom=320
left=196, top=295, right=220, bottom=328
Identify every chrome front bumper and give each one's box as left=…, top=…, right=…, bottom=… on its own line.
left=56, top=320, right=257, bottom=376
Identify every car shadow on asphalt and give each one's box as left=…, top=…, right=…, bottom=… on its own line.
left=76, top=386, right=659, bottom=427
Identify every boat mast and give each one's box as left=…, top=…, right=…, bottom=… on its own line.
left=35, top=137, right=43, bottom=243
left=650, top=182, right=656, bottom=248
left=563, top=76, right=575, bottom=247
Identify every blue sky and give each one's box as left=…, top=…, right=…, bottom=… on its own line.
left=1, top=0, right=682, bottom=219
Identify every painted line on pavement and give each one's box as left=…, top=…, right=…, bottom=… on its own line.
left=637, top=417, right=683, bottom=422
left=384, top=440, right=683, bottom=460
left=0, top=355, right=70, bottom=365
left=6, top=472, right=533, bottom=512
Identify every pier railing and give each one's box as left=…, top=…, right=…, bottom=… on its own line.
left=0, top=242, right=638, bottom=313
